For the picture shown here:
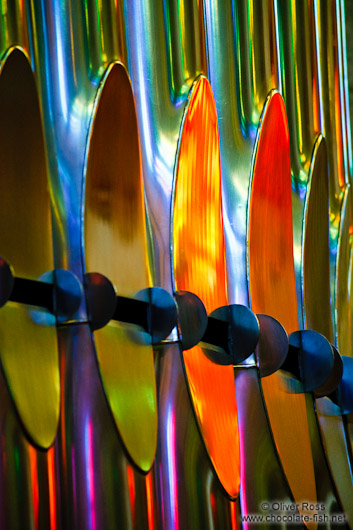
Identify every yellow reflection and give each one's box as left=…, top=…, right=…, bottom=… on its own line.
left=303, top=136, right=333, bottom=341
left=336, top=187, right=353, bottom=358
left=84, top=62, right=156, bottom=472
left=173, top=76, right=240, bottom=498
left=0, top=48, right=59, bottom=449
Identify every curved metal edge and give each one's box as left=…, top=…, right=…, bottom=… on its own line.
left=246, top=88, right=281, bottom=312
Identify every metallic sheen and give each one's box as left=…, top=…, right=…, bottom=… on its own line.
left=302, top=135, right=333, bottom=341
left=172, top=76, right=240, bottom=499
left=0, top=47, right=59, bottom=449
left=83, top=62, right=157, bottom=472
left=248, top=90, right=317, bottom=520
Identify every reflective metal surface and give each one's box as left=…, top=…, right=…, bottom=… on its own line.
left=174, top=291, right=208, bottom=351
left=172, top=76, right=240, bottom=499
left=248, top=91, right=297, bottom=331
left=156, top=343, right=240, bottom=530
left=248, top=90, right=317, bottom=519
left=255, top=315, right=288, bottom=378
left=301, top=122, right=352, bottom=527
left=288, top=331, right=335, bottom=394
left=205, top=305, right=259, bottom=365
left=234, top=367, right=299, bottom=522
left=124, top=0, right=205, bottom=294
left=83, top=62, right=157, bottom=472
left=0, top=1, right=351, bottom=529
left=316, top=397, right=353, bottom=524
left=302, top=135, right=333, bottom=341
left=0, top=47, right=59, bottom=449
left=336, top=186, right=353, bottom=357
left=304, top=393, right=342, bottom=522
left=56, top=323, right=159, bottom=530
left=204, top=0, right=278, bottom=308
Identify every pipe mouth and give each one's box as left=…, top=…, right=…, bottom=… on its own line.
left=0, top=47, right=58, bottom=450
left=83, top=61, right=157, bottom=473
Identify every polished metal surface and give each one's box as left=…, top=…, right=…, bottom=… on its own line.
left=302, top=135, right=333, bottom=341
left=174, top=291, right=208, bottom=351
left=304, top=393, right=343, bottom=522
left=288, top=331, right=335, bottom=394
left=172, top=77, right=240, bottom=497
left=83, top=62, right=157, bottom=472
left=0, top=258, right=15, bottom=307
left=248, top=91, right=297, bottom=331
left=124, top=0, right=205, bottom=294
left=234, top=367, right=300, bottom=522
left=84, top=272, right=117, bottom=331
left=172, top=75, right=240, bottom=499
left=56, top=323, right=159, bottom=530
left=205, top=305, right=259, bottom=365
left=135, top=287, right=178, bottom=344
left=316, top=397, right=353, bottom=525
left=0, top=364, right=59, bottom=530
left=156, top=343, right=240, bottom=530
left=248, top=90, right=317, bottom=521
left=336, top=356, right=353, bottom=415
left=204, top=0, right=277, bottom=308
left=0, top=47, right=59, bottom=450
left=255, top=315, right=288, bottom=378
left=0, top=1, right=351, bottom=529
left=313, top=345, right=343, bottom=399
left=336, top=185, right=353, bottom=358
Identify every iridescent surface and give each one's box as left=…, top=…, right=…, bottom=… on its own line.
left=302, top=135, right=333, bottom=341
left=125, top=0, right=206, bottom=294
left=248, top=92, right=297, bottom=329
left=336, top=186, right=353, bottom=358
left=172, top=76, right=240, bottom=499
left=316, top=397, right=353, bottom=523
left=156, top=343, right=241, bottom=530
left=0, top=363, right=59, bottom=530
left=234, top=368, right=295, bottom=521
left=208, top=1, right=281, bottom=311
left=303, top=393, right=342, bottom=519
left=0, top=47, right=59, bottom=449
left=302, top=133, right=353, bottom=517
left=248, top=91, right=317, bottom=521
left=56, top=323, right=158, bottom=530
left=83, top=62, right=156, bottom=472
left=0, top=1, right=351, bottom=529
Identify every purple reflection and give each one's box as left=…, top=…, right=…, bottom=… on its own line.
left=166, top=405, right=179, bottom=529
left=84, top=417, right=97, bottom=530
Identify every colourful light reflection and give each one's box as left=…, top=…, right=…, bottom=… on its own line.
left=172, top=76, right=240, bottom=498
left=334, top=66, right=345, bottom=189
left=28, top=446, right=39, bottom=530
left=84, top=61, right=157, bottom=472
left=126, top=464, right=136, bottom=527
left=248, top=91, right=317, bottom=524
left=145, top=471, right=154, bottom=530
left=248, top=91, right=297, bottom=333
left=47, top=446, right=57, bottom=530
left=230, top=500, right=237, bottom=529
left=166, top=405, right=179, bottom=529
left=84, top=417, right=97, bottom=530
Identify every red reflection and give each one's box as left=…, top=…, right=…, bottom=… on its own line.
left=47, top=446, right=57, bottom=530
left=28, top=446, right=39, bottom=530
left=126, top=464, right=136, bottom=527
left=248, top=91, right=317, bottom=518
left=145, top=472, right=154, bottom=530
left=248, top=91, right=298, bottom=333
left=173, top=76, right=240, bottom=498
